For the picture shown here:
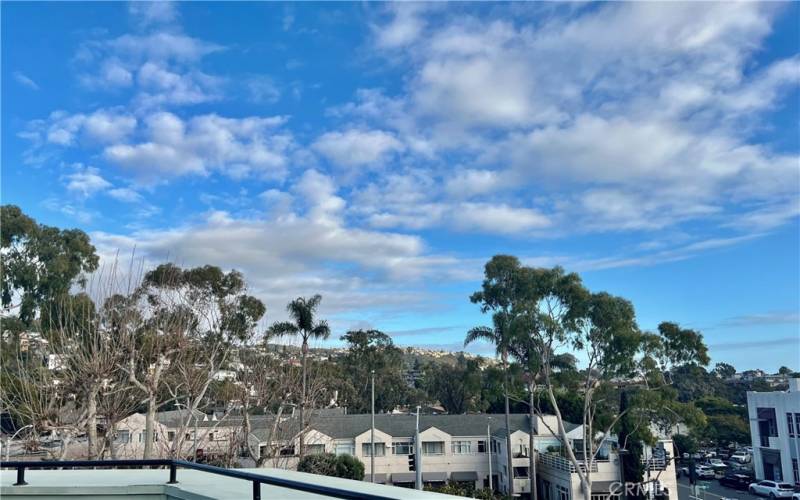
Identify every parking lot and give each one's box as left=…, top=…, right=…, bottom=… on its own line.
left=677, top=476, right=762, bottom=500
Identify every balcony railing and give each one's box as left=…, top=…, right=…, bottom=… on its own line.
left=642, top=456, right=668, bottom=471
left=0, top=459, right=395, bottom=500
left=538, top=453, right=599, bottom=473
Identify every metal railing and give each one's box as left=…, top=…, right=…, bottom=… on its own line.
left=0, top=459, right=395, bottom=500
left=537, top=452, right=599, bottom=473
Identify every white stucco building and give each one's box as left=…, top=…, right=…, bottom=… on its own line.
left=747, top=378, right=800, bottom=485
left=93, top=411, right=679, bottom=499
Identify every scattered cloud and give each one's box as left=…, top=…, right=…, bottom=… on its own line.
left=63, top=165, right=112, bottom=198
left=709, top=337, right=800, bottom=352
left=313, top=128, right=405, bottom=168
left=720, top=311, right=800, bottom=328
left=101, top=112, right=292, bottom=182
left=13, top=71, right=39, bottom=90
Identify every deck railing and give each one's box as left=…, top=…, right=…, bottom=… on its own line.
left=0, top=459, right=394, bottom=500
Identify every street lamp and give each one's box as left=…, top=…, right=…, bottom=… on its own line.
left=5, top=424, right=34, bottom=461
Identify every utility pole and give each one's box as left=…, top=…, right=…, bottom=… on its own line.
left=370, top=369, right=376, bottom=483
left=487, top=418, right=493, bottom=492
left=415, top=406, right=422, bottom=490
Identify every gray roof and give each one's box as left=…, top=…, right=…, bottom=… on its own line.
left=310, top=414, right=534, bottom=439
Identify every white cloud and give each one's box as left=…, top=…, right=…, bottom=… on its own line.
left=312, top=128, right=404, bottom=168
left=25, top=109, right=137, bottom=147
left=445, top=169, right=501, bottom=198
left=103, top=112, right=292, bottom=181
left=245, top=76, right=281, bottom=104
left=63, top=166, right=112, bottom=198
left=128, top=2, right=179, bottom=29
left=89, top=172, right=467, bottom=316
left=13, top=71, right=39, bottom=90
left=107, top=187, right=143, bottom=203
left=135, top=62, right=222, bottom=107
left=373, top=3, right=428, bottom=49
left=452, top=203, right=551, bottom=234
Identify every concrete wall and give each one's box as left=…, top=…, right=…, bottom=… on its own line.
left=747, top=387, right=800, bottom=483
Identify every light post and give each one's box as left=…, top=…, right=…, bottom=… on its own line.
left=415, top=406, right=422, bottom=490
left=370, top=370, right=375, bottom=483
left=5, top=424, right=33, bottom=461
left=487, top=418, right=493, bottom=493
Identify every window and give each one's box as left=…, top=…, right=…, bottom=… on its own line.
left=422, top=441, right=444, bottom=455
left=362, top=442, right=386, bottom=456
left=393, top=442, right=412, bottom=455
left=208, top=432, right=215, bottom=441
left=514, top=466, right=529, bottom=478
left=788, top=413, right=796, bottom=437
left=477, top=440, right=487, bottom=453
left=491, top=440, right=500, bottom=453
left=335, top=441, right=355, bottom=456
left=542, top=480, right=552, bottom=500
left=793, top=459, right=799, bottom=484
left=167, top=431, right=175, bottom=441
left=307, top=444, right=325, bottom=455
left=557, top=484, right=570, bottom=500
left=138, top=432, right=143, bottom=443
left=279, top=445, right=295, bottom=456
left=451, top=440, right=471, bottom=454
left=117, top=430, right=130, bottom=444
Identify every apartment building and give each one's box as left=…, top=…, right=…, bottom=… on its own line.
left=108, top=410, right=677, bottom=499
left=747, top=378, right=800, bottom=484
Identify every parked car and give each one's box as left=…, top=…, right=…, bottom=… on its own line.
left=707, top=458, right=728, bottom=469
left=696, top=465, right=716, bottom=479
left=792, top=493, right=800, bottom=500
left=748, top=480, right=795, bottom=498
left=719, top=472, right=754, bottom=490
left=731, top=451, right=752, bottom=463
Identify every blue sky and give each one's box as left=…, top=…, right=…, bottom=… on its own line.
left=2, top=2, right=799, bottom=371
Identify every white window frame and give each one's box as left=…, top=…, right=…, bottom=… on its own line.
left=451, top=440, right=472, bottom=454
left=422, top=441, right=444, bottom=455
left=362, top=442, right=386, bottom=457
left=334, top=441, right=355, bottom=456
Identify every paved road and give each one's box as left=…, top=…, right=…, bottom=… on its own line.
left=676, top=477, right=761, bottom=500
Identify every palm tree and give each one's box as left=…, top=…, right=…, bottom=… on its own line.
left=465, top=311, right=515, bottom=496
left=268, top=295, right=330, bottom=456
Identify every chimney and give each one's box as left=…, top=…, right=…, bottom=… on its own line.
left=789, top=378, right=800, bottom=393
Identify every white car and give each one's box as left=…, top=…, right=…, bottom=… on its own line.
left=731, top=452, right=751, bottom=463
left=707, top=458, right=727, bottom=468
left=695, top=465, right=716, bottom=479
left=792, top=493, right=800, bottom=500
left=748, top=480, right=794, bottom=498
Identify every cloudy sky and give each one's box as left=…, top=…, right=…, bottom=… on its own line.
left=3, top=2, right=798, bottom=370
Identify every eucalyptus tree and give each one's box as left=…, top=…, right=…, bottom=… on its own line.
left=1, top=205, right=98, bottom=325
left=268, top=295, right=330, bottom=456
left=122, top=263, right=265, bottom=459
left=467, top=254, right=524, bottom=496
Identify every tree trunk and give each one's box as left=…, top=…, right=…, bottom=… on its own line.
left=86, top=383, right=99, bottom=459
left=529, top=382, right=537, bottom=500
left=143, top=393, right=156, bottom=459
left=108, top=421, right=117, bottom=459
left=502, top=350, right=514, bottom=496
left=300, top=339, right=307, bottom=458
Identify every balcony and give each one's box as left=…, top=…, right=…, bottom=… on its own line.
left=0, top=459, right=452, bottom=500
left=642, top=456, right=669, bottom=471
left=759, top=435, right=779, bottom=448
left=538, top=453, right=599, bottom=473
